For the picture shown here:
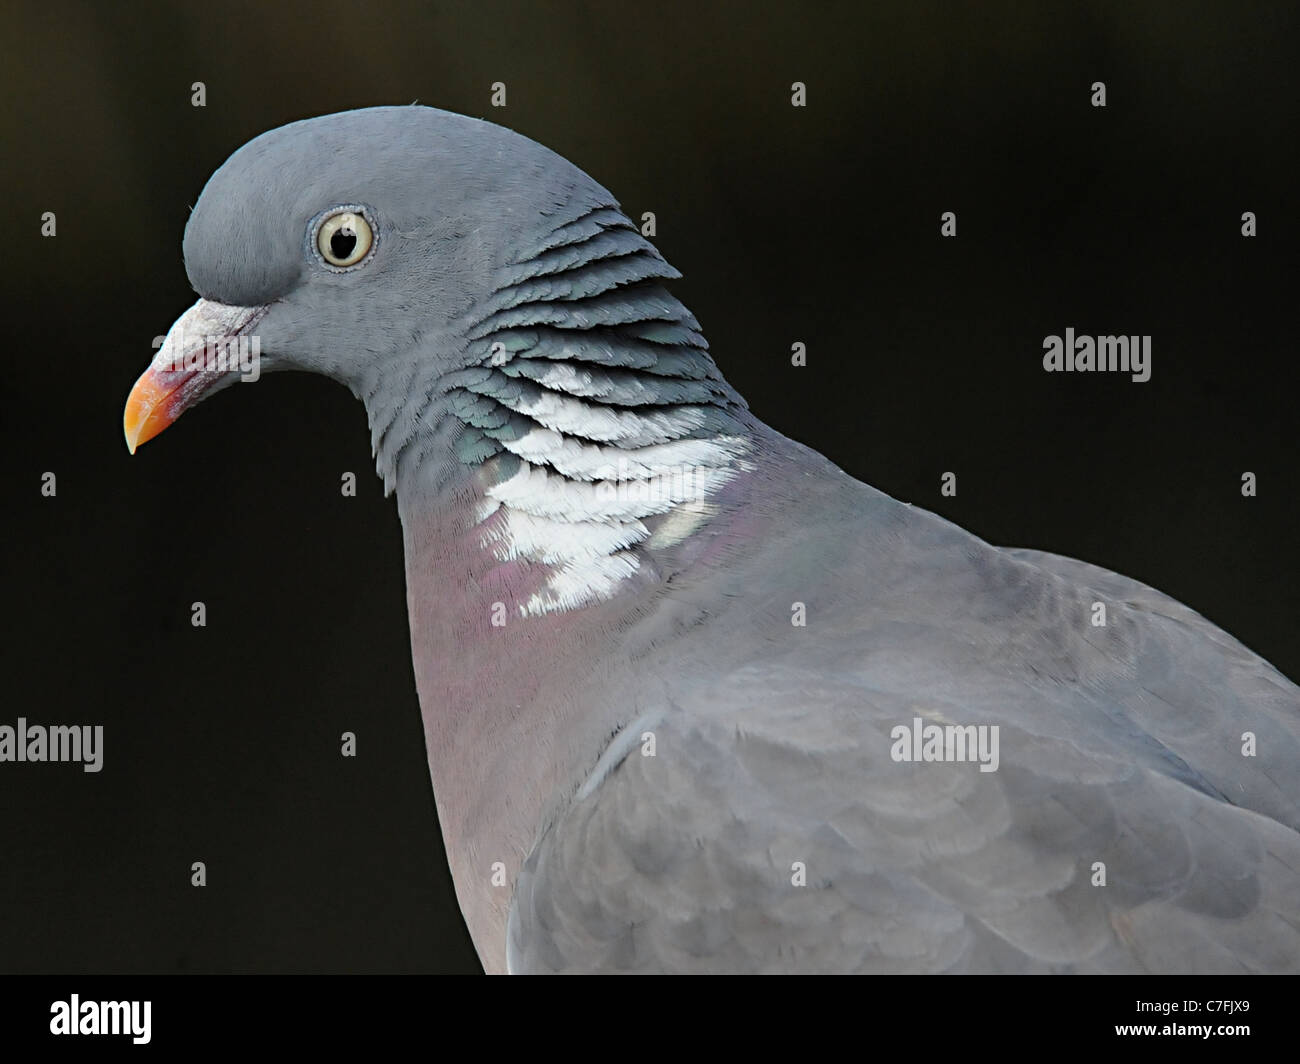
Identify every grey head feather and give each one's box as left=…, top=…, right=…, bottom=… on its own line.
left=181, top=106, right=745, bottom=496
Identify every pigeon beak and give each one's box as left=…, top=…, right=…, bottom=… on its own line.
left=124, top=298, right=269, bottom=454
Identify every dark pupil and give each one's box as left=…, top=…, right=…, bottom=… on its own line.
left=330, top=227, right=357, bottom=260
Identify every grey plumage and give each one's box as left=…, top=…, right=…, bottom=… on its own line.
left=126, top=106, right=1300, bottom=974
left=509, top=491, right=1300, bottom=971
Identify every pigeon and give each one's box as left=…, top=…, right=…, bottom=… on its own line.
left=123, top=106, right=1300, bottom=974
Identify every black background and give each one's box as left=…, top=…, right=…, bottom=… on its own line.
left=2, top=0, right=1297, bottom=974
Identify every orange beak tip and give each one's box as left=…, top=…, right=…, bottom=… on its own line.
left=123, top=369, right=174, bottom=455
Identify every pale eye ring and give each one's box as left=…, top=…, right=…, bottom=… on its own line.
left=312, top=206, right=375, bottom=269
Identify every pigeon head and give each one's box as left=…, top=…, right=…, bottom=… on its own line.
left=123, top=105, right=651, bottom=457
left=125, top=106, right=749, bottom=616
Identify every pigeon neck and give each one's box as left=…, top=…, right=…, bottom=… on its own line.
left=391, top=394, right=766, bottom=971
left=367, top=203, right=773, bottom=968
left=366, top=201, right=756, bottom=616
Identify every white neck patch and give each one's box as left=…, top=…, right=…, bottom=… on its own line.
left=474, top=416, right=749, bottom=617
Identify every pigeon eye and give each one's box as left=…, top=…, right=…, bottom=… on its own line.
left=315, top=209, right=374, bottom=268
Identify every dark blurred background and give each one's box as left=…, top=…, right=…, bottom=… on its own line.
left=1, top=0, right=1297, bottom=973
